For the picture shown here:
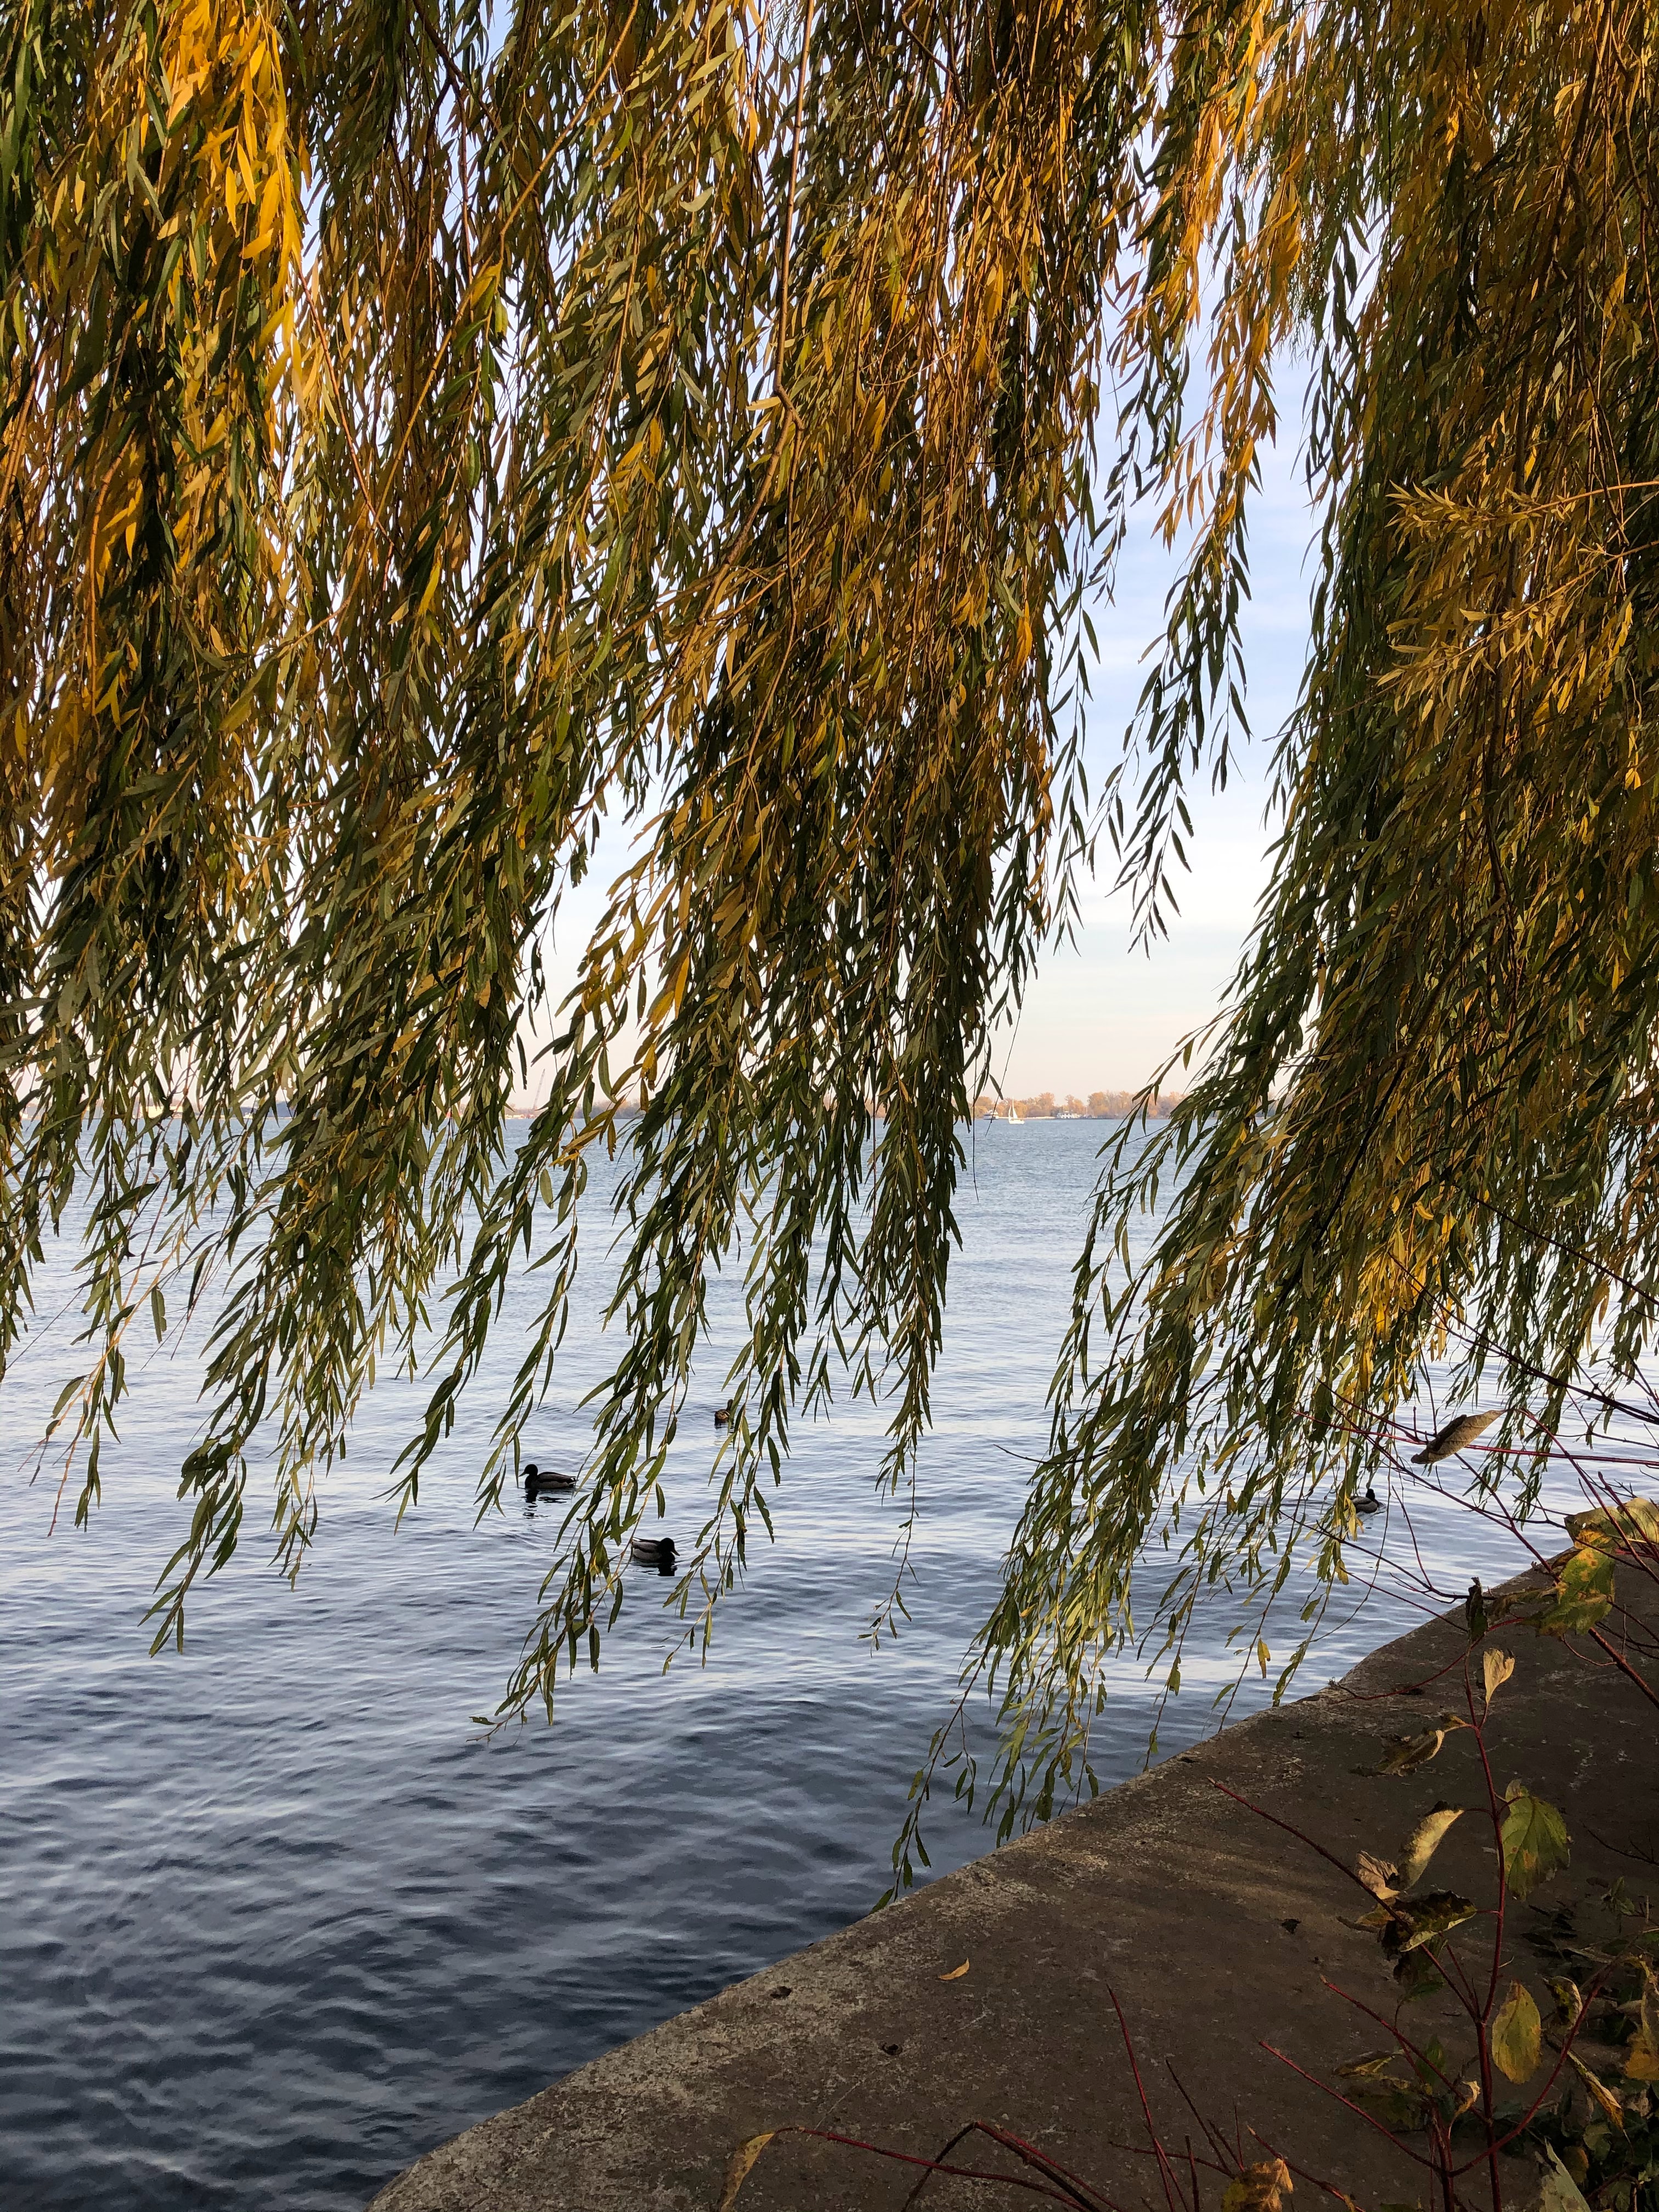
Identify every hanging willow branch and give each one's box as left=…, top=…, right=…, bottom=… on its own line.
left=0, top=0, right=1122, bottom=1665
left=6, top=0, right=1659, bottom=1849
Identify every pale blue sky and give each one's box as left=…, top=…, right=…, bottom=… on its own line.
left=1002, top=425, right=1315, bottom=1096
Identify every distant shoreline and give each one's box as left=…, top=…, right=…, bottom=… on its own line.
left=969, top=1090, right=1183, bottom=1122
left=503, top=1093, right=1184, bottom=1122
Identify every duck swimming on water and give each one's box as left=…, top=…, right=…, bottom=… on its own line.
left=522, top=1463, right=576, bottom=1501
left=631, top=1534, right=678, bottom=1573
left=714, top=1402, right=732, bottom=1428
left=1356, top=1485, right=1382, bottom=1516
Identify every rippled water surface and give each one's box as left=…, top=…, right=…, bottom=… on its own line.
left=1, top=1124, right=1582, bottom=2210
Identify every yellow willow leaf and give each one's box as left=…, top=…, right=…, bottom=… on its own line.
left=716, top=2133, right=777, bottom=2212
left=939, top=1959, right=969, bottom=1980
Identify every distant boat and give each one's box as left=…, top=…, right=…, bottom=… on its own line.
left=1005, top=1103, right=1023, bottom=1125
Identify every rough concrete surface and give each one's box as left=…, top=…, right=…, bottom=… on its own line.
left=368, top=1566, right=1658, bottom=2211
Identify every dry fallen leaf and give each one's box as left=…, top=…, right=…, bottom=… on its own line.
left=1221, top=2157, right=1292, bottom=2211
left=939, top=1960, right=970, bottom=1980
left=716, top=2132, right=777, bottom=2212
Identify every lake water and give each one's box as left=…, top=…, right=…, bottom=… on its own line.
left=0, top=1122, right=1596, bottom=2209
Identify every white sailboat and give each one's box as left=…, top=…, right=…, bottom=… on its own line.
left=1005, top=1102, right=1023, bottom=1125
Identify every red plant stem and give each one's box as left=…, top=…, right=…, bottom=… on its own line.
left=895, top=2120, right=1120, bottom=2212
left=1335, top=1606, right=1544, bottom=1703
left=1164, top=2061, right=1246, bottom=2175
left=1258, top=2043, right=1432, bottom=2168
left=1451, top=1972, right=1618, bottom=2171
left=1108, top=1990, right=1186, bottom=2212
left=1464, top=1686, right=1506, bottom=2212
left=1432, top=1927, right=1491, bottom=2024
left=1245, top=2126, right=1385, bottom=2211
left=1311, top=1974, right=1454, bottom=2089
left=975, top=2123, right=1122, bottom=2212
left=1208, top=1780, right=1379, bottom=1900
left=786, top=2125, right=1108, bottom=2209
left=1588, top=1620, right=1659, bottom=1710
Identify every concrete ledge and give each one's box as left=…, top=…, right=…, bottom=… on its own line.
left=368, top=1568, right=1658, bottom=2210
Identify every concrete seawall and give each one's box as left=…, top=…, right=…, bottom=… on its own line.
left=368, top=1566, right=1657, bottom=2210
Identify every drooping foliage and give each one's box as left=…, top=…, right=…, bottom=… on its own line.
left=1, top=0, right=1119, bottom=1649
left=4, top=0, right=1659, bottom=1831
left=962, top=0, right=1659, bottom=1837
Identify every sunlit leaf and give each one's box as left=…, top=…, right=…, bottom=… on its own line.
left=1564, top=1499, right=1659, bottom=1554
left=1397, top=1803, right=1465, bottom=1889
left=1501, top=1784, right=1571, bottom=1899
left=1379, top=1718, right=1469, bottom=1775
left=1623, top=1988, right=1659, bottom=2082
left=717, top=2133, right=777, bottom=2211
left=1536, top=1549, right=1616, bottom=1637
left=1491, top=1981, right=1541, bottom=2083
left=1221, top=2158, right=1292, bottom=2211
left=1357, top=1850, right=1400, bottom=1900
left=1380, top=1890, right=1479, bottom=1954
left=1566, top=2050, right=1625, bottom=2130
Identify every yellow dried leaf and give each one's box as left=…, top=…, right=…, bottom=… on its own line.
left=1357, top=1849, right=1399, bottom=1900
left=1624, top=1989, right=1659, bottom=2083
left=939, top=1959, right=969, bottom=1980
left=1566, top=2050, right=1625, bottom=2129
left=1482, top=1648, right=1514, bottom=1709
left=1397, top=1803, right=1464, bottom=1889
left=716, top=2132, right=777, bottom=2212
left=1222, top=2158, right=1292, bottom=2211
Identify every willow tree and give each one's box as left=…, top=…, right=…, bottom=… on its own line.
left=3, top=0, right=1656, bottom=1830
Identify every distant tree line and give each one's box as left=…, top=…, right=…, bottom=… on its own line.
left=970, top=1092, right=1183, bottom=1120
left=511, top=1093, right=1183, bottom=1121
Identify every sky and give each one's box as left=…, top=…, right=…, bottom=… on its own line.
left=520, top=393, right=1321, bottom=1107
left=1000, top=426, right=1317, bottom=1097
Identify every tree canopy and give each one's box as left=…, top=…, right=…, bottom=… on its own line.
left=5, top=0, right=1658, bottom=1838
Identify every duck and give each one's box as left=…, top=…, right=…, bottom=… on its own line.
left=1356, top=1484, right=1382, bottom=1516
left=630, top=1534, right=678, bottom=1573
left=522, top=1463, right=576, bottom=1501
left=714, top=1402, right=733, bottom=1428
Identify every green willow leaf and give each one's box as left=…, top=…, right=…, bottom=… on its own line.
left=6, top=0, right=1659, bottom=1851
